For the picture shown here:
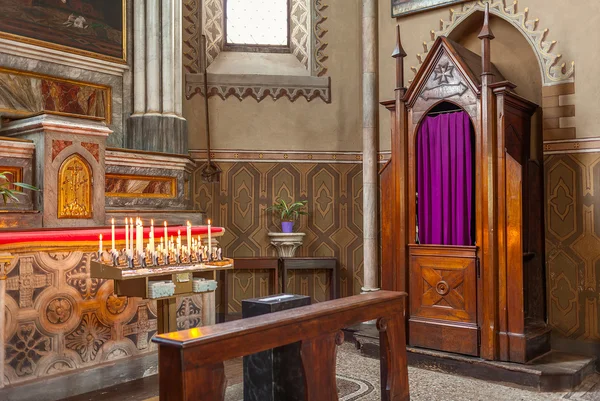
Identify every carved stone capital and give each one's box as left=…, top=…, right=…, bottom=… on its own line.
left=268, top=232, right=306, bottom=257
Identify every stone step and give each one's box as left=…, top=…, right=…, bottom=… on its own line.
left=344, top=324, right=597, bottom=392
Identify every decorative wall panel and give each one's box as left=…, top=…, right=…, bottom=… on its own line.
left=193, top=161, right=364, bottom=312
left=545, top=152, right=600, bottom=342
left=0, top=67, right=110, bottom=123
left=105, top=174, right=177, bottom=199
left=3, top=251, right=205, bottom=385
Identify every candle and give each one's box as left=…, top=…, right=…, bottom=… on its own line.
left=125, top=218, right=129, bottom=251
left=149, top=232, right=154, bottom=254
left=136, top=218, right=142, bottom=254
left=187, top=221, right=192, bottom=254
left=111, top=218, right=115, bottom=251
left=129, top=218, right=134, bottom=254
left=98, top=234, right=103, bottom=253
left=177, top=230, right=181, bottom=252
left=207, top=219, right=212, bottom=257
left=164, top=221, right=168, bottom=251
left=150, top=219, right=155, bottom=251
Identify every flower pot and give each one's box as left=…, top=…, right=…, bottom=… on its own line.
left=281, top=221, right=294, bottom=233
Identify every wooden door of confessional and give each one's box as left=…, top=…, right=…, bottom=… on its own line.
left=407, top=96, right=481, bottom=356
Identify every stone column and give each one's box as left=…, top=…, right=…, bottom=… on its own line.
left=133, top=0, right=145, bottom=114
left=128, top=0, right=188, bottom=154
left=361, top=0, right=379, bottom=293
left=174, top=0, right=183, bottom=116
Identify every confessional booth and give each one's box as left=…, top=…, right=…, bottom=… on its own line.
left=380, top=8, right=549, bottom=363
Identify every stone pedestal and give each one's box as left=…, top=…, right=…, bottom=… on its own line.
left=242, top=294, right=311, bottom=401
left=268, top=232, right=306, bottom=257
left=0, top=114, right=111, bottom=227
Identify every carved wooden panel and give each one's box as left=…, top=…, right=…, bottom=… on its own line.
left=58, top=154, right=92, bottom=219
left=409, top=245, right=477, bottom=323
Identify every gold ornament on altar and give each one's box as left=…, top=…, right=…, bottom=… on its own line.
left=58, top=154, right=92, bottom=219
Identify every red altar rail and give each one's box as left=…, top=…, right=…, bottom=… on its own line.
left=0, top=226, right=225, bottom=250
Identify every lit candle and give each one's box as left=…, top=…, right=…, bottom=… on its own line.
left=207, top=219, right=212, bottom=257
left=129, top=218, right=134, bottom=254
left=150, top=219, right=155, bottom=251
left=125, top=218, right=129, bottom=251
left=111, top=218, right=115, bottom=251
left=187, top=221, right=192, bottom=254
left=177, top=230, right=181, bottom=252
left=98, top=234, right=103, bottom=254
left=149, top=231, right=154, bottom=254
left=164, top=221, right=168, bottom=250
left=137, top=218, right=144, bottom=254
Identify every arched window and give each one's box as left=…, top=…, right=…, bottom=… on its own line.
left=225, top=0, right=290, bottom=52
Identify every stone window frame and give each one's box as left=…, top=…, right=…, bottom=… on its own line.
left=223, top=0, right=293, bottom=54
left=183, top=0, right=330, bottom=103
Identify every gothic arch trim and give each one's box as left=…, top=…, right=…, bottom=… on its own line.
left=411, top=0, right=575, bottom=85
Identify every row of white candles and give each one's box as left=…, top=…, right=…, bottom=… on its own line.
left=99, top=219, right=212, bottom=258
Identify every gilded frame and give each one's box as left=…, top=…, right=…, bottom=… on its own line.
left=58, top=154, right=93, bottom=219
left=392, top=0, right=470, bottom=17
left=0, top=0, right=127, bottom=64
left=105, top=174, right=177, bottom=199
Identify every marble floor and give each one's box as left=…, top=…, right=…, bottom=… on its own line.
left=61, top=344, right=600, bottom=401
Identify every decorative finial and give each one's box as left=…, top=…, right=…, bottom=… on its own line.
left=478, top=2, right=495, bottom=40
left=392, top=25, right=407, bottom=59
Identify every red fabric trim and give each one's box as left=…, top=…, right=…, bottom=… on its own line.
left=0, top=226, right=224, bottom=246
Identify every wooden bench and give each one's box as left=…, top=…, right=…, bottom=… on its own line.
left=153, top=290, right=409, bottom=401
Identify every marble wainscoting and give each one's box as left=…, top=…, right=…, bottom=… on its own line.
left=0, top=250, right=212, bottom=394
left=105, top=148, right=196, bottom=211
left=0, top=52, right=129, bottom=148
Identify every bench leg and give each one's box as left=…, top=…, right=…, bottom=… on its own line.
left=378, top=314, right=410, bottom=401
left=300, top=331, right=344, bottom=401
left=159, top=346, right=226, bottom=401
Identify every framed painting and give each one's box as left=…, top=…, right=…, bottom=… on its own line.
left=0, top=0, right=126, bottom=63
left=392, top=0, right=470, bottom=17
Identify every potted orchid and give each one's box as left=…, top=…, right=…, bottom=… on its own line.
left=266, top=198, right=308, bottom=233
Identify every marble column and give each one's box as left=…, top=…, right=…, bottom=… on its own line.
left=128, top=0, right=188, bottom=154
left=174, top=0, right=183, bottom=116
left=361, top=0, right=379, bottom=293
left=133, top=0, right=145, bottom=114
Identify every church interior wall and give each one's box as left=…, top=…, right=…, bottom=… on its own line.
left=377, top=0, right=600, bottom=352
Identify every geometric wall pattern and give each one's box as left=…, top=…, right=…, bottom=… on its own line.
left=193, top=161, right=364, bottom=313
left=3, top=252, right=205, bottom=385
left=545, top=152, right=600, bottom=342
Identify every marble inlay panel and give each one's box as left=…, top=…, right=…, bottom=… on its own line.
left=105, top=174, right=176, bottom=199
left=0, top=68, right=110, bottom=123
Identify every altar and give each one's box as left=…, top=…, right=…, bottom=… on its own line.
left=0, top=223, right=228, bottom=392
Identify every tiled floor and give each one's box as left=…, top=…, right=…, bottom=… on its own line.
left=60, top=345, right=600, bottom=401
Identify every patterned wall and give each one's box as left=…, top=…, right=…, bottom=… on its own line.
left=193, top=161, right=365, bottom=312
left=545, top=151, right=600, bottom=342
left=3, top=251, right=206, bottom=385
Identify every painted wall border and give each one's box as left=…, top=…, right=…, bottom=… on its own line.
left=189, top=149, right=391, bottom=163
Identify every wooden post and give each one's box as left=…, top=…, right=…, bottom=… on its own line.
left=478, top=2, right=498, bottom=360
left=391, top=25, right=409, bottom=294
left=157, top=298, right=178, bottom=334
left=300, top=331, right=344, bottom=401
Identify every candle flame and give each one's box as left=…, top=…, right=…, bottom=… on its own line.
left=164, top=221, right=167, bottom=227
left=111, top=218, right=114, bottom=224
left=151, top=219, right=154, bottom=225
left=208, top=219, right=211, bottom=225
left=187, top=221, right=191, bottom=227
left=99, top=234, right=103, bottom=240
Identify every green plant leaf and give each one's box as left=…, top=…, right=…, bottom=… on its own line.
left=13, top=182, right=39, bottom=191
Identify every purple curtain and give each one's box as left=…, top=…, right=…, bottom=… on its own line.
left=417, top=111, right=473, bottom=246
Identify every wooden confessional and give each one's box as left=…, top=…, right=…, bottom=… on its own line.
left=380, top=6, right=549, bottom=363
